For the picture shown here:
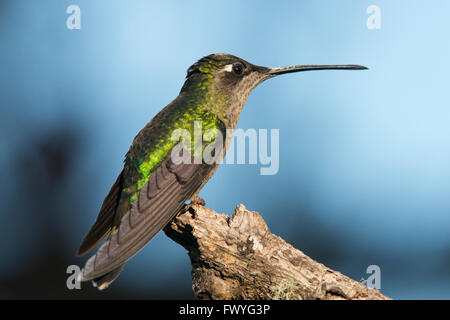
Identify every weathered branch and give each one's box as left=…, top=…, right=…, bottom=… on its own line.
left=164, top=204, right=390, bottom=300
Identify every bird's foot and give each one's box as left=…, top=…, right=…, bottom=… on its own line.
left=190, top=196, right=206, bottom=206
left=183, top=197, right=206, bottom=218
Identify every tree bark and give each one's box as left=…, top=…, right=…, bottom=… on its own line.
left=164, top=204, right=390, bottom=300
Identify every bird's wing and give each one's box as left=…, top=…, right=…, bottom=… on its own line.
left=77, top=170, right=124, bottom=256
left=79, top=154, right=214, bottom=281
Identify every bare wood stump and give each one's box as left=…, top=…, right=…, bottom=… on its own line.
left=164, top=204, right=390, bottom=300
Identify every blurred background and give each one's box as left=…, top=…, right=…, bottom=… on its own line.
left=1, top=0, right=449, bottom=299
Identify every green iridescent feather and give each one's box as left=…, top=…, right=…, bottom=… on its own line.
left=112, top=66, right=228, bottom=227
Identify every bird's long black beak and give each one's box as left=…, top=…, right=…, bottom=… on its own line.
left=267, top=64, right=368, bottom=76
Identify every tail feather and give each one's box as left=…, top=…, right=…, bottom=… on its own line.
left=91, top=265, right=124, bottom=290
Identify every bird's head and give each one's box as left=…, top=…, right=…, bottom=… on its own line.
left=182, top=53, right=367, bottom=126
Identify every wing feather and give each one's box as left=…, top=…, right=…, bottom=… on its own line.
left=80, top=155, right=213, bottom=281
left=77, top=171, right=124, bottom=256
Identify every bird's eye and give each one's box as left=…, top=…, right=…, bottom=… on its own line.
left=232, top=63, right=244, bottom=75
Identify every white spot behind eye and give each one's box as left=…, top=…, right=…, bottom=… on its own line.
left=223, top=64, right=233, bottom=72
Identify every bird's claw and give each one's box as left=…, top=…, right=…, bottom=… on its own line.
left=190, top=196, right=206, bottom=206
left=183, top=197, right=206, bottom=218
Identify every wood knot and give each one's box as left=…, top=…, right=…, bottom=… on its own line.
left=237, top=235, right=255, bottom=256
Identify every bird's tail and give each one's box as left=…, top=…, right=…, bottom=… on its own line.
left=78, top=265, right=124, bottom=290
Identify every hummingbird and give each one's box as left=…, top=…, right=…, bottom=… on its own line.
left=77, top=53, right=367, bottom=289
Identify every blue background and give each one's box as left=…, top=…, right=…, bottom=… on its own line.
left=0, top=0, right=449, bottom=299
